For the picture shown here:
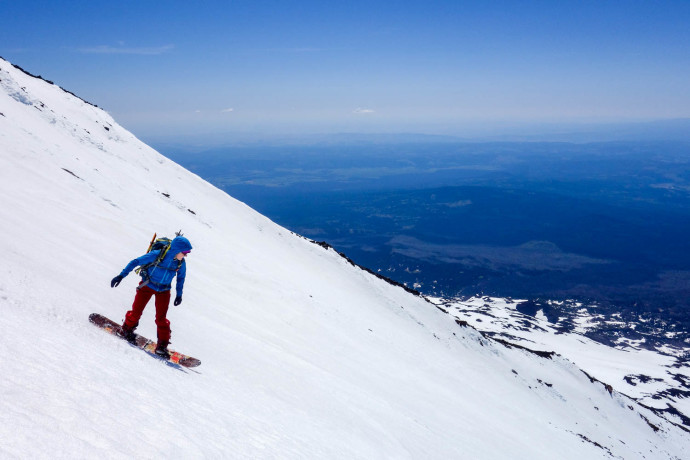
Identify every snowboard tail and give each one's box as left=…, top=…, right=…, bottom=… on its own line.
left=89, top=313, right=201, bottom=368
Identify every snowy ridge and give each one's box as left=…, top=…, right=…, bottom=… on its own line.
left=1, top=57, right=689, bottom=459
left=434, top=295, right=690, bottom=427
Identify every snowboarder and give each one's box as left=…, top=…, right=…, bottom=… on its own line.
left=110, top=235, right=193, bottom=358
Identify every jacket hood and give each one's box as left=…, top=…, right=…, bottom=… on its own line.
left=169, top=236, right=193, bottom=255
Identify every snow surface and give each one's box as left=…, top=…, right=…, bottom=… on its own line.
left=436, top=296, right=690, bottom=426
left=1, top=57, right=689, bottom=459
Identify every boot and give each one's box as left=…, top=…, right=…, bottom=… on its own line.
left=118, top=323, right=137, bottom=344
left=155, top=340, right=170, bottom=359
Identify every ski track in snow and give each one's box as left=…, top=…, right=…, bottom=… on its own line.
left=1, top=57, right=689, bottom=459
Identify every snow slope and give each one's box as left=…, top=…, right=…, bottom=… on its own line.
left=1, top=57, right=688, bottom=459
left=435, top=296, right=690, bottom=427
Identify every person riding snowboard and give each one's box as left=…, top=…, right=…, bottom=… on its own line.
left=110, top=235, right=193, bottom=358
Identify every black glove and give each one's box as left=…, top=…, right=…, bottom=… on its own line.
left=174, top=296, right=182, bottom=306
left=111, top=275, right=123, bottom=288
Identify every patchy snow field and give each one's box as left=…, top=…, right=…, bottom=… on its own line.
left=435, top=295, right=690, bottom=427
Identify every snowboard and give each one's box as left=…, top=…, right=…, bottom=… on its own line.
left=89, top=313, right=201, bottom=368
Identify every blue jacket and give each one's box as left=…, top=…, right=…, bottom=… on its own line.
left=119, top=236, right=193, bottom=296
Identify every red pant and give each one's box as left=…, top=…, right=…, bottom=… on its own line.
left=124, top=285, right=171, bottom=343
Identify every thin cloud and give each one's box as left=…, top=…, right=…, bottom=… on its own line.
left=221, top=108, right=235, bottom=113
left=260, top=47, right=324, bottom=53
left=287, top=47, right=322, bottom=53
left=354, top=108, right=375, bottom=114
left=78, top=44, right=175, bottom=55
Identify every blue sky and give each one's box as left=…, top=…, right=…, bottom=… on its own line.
left=2, top=0, right=689, bottom=141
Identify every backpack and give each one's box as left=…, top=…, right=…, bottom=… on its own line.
left=135, top=232, right=183, bottom=277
